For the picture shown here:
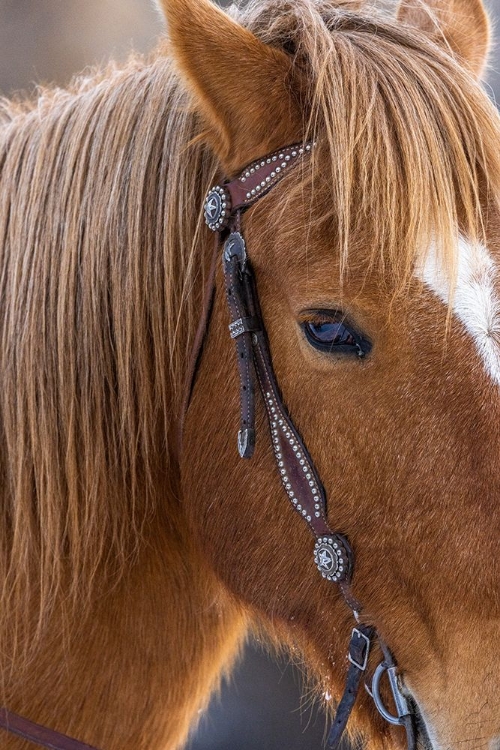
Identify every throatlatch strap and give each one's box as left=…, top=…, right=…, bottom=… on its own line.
left=0, top=708, right=99, bottom=750
left=328, top=626, right=375, bottom=749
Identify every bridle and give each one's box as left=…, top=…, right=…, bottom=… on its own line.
left=0, top=142, right=417, bottom=750
left=201, top=141, right=419, bottom=750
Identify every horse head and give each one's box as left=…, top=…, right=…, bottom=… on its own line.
left=165, top=0, right=500, bottom=746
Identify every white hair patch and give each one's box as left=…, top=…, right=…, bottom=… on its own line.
left=418, top=238, right=500, bottom=386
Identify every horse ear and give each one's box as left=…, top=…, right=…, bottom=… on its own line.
left=157, top=0, right=303, bottom=173
left=397, top=0, right=491, bottom=78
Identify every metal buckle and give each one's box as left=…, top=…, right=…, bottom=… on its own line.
left=347, top=627, right=371, bottom=671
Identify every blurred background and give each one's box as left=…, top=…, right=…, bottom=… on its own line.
left=0, top=1, right=498, bottom=748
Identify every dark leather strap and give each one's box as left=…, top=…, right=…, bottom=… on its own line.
left=328, top=625, right=375, bottom=749
left=222, top=232, right=354, bottom=583
left=223, top=232, right=258, bottom=458
left=226, top=144, right=313, bottom=211
left=0, top=708, right=99, bottom=750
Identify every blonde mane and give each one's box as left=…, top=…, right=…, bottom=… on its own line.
left=0, top=0, right=499, bottom=676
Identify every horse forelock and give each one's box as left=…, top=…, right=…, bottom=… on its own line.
left=241, top=0, right=500, bottom=299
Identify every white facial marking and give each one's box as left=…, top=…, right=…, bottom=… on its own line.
left=418, top=238, right=500, bottom=386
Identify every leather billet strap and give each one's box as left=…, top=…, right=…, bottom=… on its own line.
left=0, top=708, right=99, bottom=750
left=328, top=625, right=375, bottom=749
left=223, top=233, right=258, bottom=458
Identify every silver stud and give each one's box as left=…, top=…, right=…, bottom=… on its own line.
left=315, top=512, right=320, bottom=517
left=309, top=480, right=314, bottom=487
left=285, top=155, right=291, bottom=161
left=266, top=158, right=271, bottom=164
left=302, top=466, right=307, bottom=472
left=281, top=162, right=287, bottom=168
left=271, top=171, right=276, bottom=178
left=297, top=504, right=302, bottom=511
left=251, top=189, right=256, bottom=196
left=241, top=177, right=246, bottom=183
left=246, top=192, right=251, bottom=199
left=266, top=176, right=271, bottom=183
left=312, top=488, right=317, bottom=495
left=256, top=185, right=261, bottom=192
left=261, top=161, right=266, bottom=167
left=250, top=168, right=255, bottom=174
left=279, top=153, right=284, bottom=159
left=255, top=164, right=260, bottom=170
left=272, top=155, right=277, bottom=161
left=307, top=515, right=311, bottom=522
left=306, top=144, right=311, bottom=151
left=299, top=148, right=304, bottom=154
left=245, top=172, right=250, bottom=178
left=292, top=151, right=297, bottom=157
left=276, top=167, right=281, bottom=173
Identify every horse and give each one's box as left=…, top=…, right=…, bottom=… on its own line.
left=1, top=0, right=500, bottom=746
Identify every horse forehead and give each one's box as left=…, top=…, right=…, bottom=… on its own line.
left=418, top=237, right=500, bottom=387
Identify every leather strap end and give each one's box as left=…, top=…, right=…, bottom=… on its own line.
left=238, top=428, right=255, bottom=458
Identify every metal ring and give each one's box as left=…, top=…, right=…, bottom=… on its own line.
left=371, top=662, right=409, bottom=726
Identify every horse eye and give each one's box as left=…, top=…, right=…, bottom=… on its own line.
left=302, top=312, right=371, bottom=358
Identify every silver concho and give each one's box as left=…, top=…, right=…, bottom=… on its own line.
left=314, top=537, right=347, bottom=582
left=204, top=185, right=231, bottom=231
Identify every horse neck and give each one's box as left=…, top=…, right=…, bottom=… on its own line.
left=0, top=64, right=250, bottom=748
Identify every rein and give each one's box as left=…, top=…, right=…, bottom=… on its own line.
left=202, top=142, right=418, bottom=750
left=0, top=143, right=416, bottom=750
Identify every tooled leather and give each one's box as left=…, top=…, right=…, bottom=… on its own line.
left=252, top=331, right=333, bottom=539
left=225, top=144, right=313, bottom=213
left=0, top=709, right=99, bottom=750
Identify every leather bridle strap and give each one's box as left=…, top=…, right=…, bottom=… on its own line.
left=205, top=142, right=418, bottom=750
left=327, top=625, right=375, bottom=748
left=0, top=708, right=99, bottom=750
left=222, top=230, right=355, bottom=588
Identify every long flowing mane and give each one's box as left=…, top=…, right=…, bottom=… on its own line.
left=1, top=0, right=499, bottom=684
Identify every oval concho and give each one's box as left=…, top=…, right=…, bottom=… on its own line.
left=204, top=185, right=231, bottom=231
left=314, top=537, right=347, bottom=582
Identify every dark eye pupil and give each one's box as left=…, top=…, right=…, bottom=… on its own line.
left=308, top=322, right=355, bottom=347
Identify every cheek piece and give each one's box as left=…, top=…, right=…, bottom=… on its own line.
left=202, top=142, right=417, bottom=750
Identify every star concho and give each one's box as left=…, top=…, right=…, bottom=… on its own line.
left=203, top=185, right=231, bottom=231
left=314, top=537, right=347, bottom=582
